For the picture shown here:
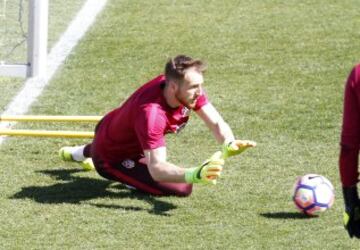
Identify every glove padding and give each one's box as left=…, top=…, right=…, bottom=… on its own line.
left=185, top=151, right=224, bottom=184
left=343, top=186, right=360, bottom=238
left=222, top=140, right=256, bottom=159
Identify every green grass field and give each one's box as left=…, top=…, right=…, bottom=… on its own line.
left=1, top=0, right=360, bottom=249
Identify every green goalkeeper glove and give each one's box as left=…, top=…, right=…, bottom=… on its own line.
left=185, top=151, right=224, bottom=184
left=222, top=140, right=256, bottom=159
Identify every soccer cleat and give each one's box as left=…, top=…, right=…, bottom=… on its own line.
left=59, top=146, right=75, bottom=162
left=59, top=146, right=95, bottom=171
left=79, top=158, right=95, bottom=171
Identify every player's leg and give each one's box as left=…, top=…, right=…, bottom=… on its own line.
left=59, top=144, right=88, bottom=161
left=59, top=117, right=103, bottom=165
left=92, top=155, right=192, bottom=197
left=59, top=143, right=94, bottom=171
left=154, top=182, right=193, bottom=197
left=83, top=143, right=92, bottom=158
left=339, top=65, right=360, bottom=186
left=340, top=65, right=360, bottom=238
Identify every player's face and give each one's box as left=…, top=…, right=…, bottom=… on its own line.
left=175, top=69, right=204, bottom=109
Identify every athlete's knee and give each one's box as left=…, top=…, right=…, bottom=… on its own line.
left=173, top=184, right=193, bottom=197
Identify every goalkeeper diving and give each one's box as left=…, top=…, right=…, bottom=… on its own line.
left=59, top=55, right=256, bottom=196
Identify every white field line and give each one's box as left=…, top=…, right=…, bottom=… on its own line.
left=0, top=0, right=107, bottom=145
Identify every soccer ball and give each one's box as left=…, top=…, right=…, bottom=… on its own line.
left=293, top=174, right=335, bottom=215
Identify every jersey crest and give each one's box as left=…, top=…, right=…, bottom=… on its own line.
left=121, top=159, right=135, bottom=169
left=181, top=107, right=190, bottom=117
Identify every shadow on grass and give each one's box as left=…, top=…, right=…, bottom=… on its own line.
left=260, top=212, right=318, bottom=219
left=10, top=169, right=177, bottom=216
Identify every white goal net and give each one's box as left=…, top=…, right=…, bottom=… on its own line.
left=0, top=0, right=47, bottom=78
left=0, top=0, right=28, bottom=64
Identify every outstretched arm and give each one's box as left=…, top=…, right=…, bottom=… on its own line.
left=195, top=103, right=235, bottom=144
left=196, top=103, right=256, bottom=159
left=144, top=147, right=223, bottom=184
left=144, top=147, right=186, bottom=183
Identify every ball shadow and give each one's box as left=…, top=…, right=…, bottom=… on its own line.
left=260, top=211, right=318, bottom=219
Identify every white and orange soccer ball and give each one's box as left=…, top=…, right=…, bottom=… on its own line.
left=293, top=174, right=335, bottom=216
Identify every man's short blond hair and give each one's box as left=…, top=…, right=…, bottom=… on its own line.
left=165, top=55, right=207, bottom=84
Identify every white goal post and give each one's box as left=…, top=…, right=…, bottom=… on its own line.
left=0, top=0, right=48, bottom=78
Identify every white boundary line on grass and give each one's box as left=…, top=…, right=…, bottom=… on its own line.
left=0, top=0, right=107, bottom=145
